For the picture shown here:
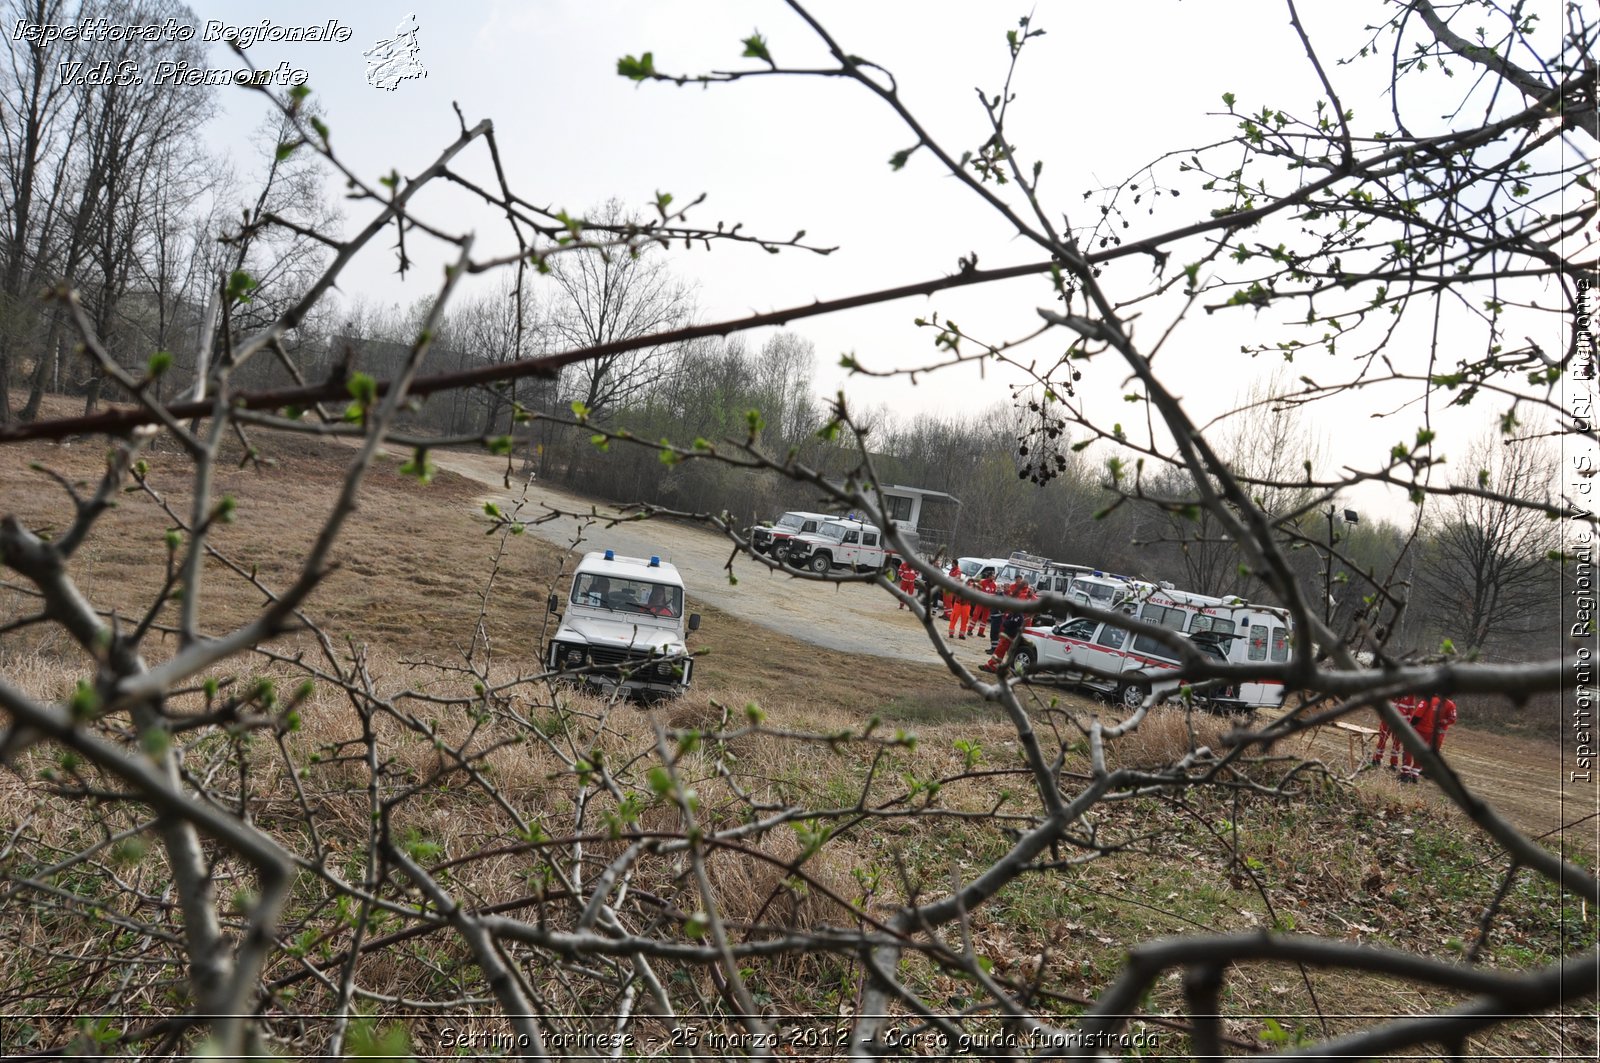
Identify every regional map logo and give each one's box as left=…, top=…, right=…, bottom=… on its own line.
left=364, top=13, right=425, bottom=91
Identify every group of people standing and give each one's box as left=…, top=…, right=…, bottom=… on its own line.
left=894, top=559, right=1039, bottom=673
left=980, top=575, right=1038, bottom=673
left=941, top=561, right=999, bottom=641
left=1372, top=693, right=1459, bottom=783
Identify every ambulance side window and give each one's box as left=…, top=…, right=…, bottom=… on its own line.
left=1159, top=606, right=1185, bottom=630
left=863, top=532, right=878, bottom=547
left=1270, top=627, right=1289, bottom=662
left=1248, top=624, right=1268, bottom=661
left=843, top=530, right=859, bottom=544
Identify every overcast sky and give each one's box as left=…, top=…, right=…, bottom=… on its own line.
left=122, top=0, right=1575, bottom=524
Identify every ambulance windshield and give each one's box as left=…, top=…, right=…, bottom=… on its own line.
left=571, top=574, right=683, bottom=618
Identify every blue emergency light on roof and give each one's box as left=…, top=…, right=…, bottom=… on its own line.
left=604, top=549, right=615, bottom=561
left=649, top=555, right=660, bottom=567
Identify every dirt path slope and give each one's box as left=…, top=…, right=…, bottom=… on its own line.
left=427, top=450, right=974, bottom=666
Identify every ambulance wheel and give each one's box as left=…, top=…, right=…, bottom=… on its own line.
left=1015, top=645, right=1037, bottom=677
left=809, top=554, right=832, bottom=575
left=1116, top=682, right=1148, bottom=710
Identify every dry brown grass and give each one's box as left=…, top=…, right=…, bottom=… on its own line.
left=1, top=425, right=551, bottom=669
left=1103, top=706, right=1257, bottom=773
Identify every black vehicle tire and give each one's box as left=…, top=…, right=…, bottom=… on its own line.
left=1116, top=681, right=1149, bottom=710
left=809, top=553, right=832, bottom=575
left=1015, top=644, right=1037, bottom=677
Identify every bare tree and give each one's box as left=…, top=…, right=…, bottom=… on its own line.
left=64, top=0, right=214, bottom=412
left=0, top=0, right=81, bottom=421
left=218, top=113, right=339, bottom=331
left=1417, top=430, right=1561, bottom=655
left=443, top=274, right=541, bottom=435
left=547, top=198, right=696, bottom=419
left=752, top=330, right=819, bottom=447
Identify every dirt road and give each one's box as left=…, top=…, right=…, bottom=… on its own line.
left=428, top=450, right=977, bottom=666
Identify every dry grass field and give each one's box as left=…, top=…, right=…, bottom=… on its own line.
left=0, top=418, right=1591, bottom=1058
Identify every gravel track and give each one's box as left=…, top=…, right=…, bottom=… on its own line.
left=428, top=450, right=984, bottom=666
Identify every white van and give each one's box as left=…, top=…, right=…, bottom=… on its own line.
left=1065, top=572, right=1147, bottom=611
left=1211, top=602, right=1292, bottom=709
left=996, top=550, right=1048, bottom=587
left=1033, top=561, right=1096, bottom=596
left=1129, top=588, right=1290, bottom=710
left=956, top=556, right=1008, bottom=580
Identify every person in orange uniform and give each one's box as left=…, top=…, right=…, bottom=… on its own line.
left=1399, top=695, right=1437, bottom=784
left=980, top=577, right=1037, bottom=672
left=969, top=571, right=999, bottom=639
left=959, top=575, right=983, bottom=639
left=942, top=560, right=961, bottom=620
left=948, top=580, right=972, bottom=639
left=896, top=559, right=917, bottom=609
left=1429, top=695, right=1458, bottom=753
left=1372, top=694, right=1416, bottom=771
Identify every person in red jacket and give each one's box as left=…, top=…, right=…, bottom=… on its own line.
left=969, top=572, right=999, bottom=638
left=981, top=578, right=1037, bottom=672
left=1372, top=694, right=1415, bottom=771
left=1431, top=695, right=1458, bottom=752
left=1399, top=695, right=1437, bottom=784
left=896, top=559, right=917, bottom=609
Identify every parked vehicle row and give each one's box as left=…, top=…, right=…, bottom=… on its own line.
left=1013, top=585, right=1292, bottom=713
left=784, top=517, right=905, bottom=574
left=739, top=512, right=1293, bottom=715
left=749, top=510, right=832, bottom=556
left=750, top=511, right=909, bottom=575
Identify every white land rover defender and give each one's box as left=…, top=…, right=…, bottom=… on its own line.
left=545, top=550, right=701, bottom=698
left=749, top=510, right=834, bottom=556
left=783, top=517, right=905, bottom=575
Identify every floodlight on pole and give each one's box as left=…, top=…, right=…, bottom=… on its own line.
left=1324, top=506, right=1359, bottom=625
